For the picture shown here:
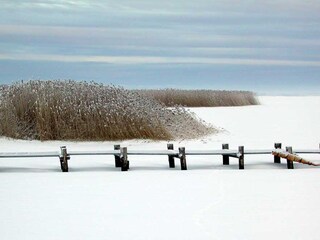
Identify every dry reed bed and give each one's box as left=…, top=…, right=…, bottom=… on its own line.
left=0, top=80, right=216, bottom=141
left=136, top=89, right=259, bottom=107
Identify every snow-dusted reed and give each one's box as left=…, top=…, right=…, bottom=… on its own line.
left=0, top=80, right=216, bottom=141
left=137, top=89, right=259, bottom=107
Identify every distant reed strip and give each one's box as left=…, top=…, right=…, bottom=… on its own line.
left=0, top=80, right=216, bottom=141
left=135, top=89, right=259, bottom=107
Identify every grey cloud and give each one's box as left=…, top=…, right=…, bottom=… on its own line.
left=2, top=0, right=320, bottom=16
left=1, top=24, right=319, bottom=49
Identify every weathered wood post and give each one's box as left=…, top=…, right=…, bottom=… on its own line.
left=179, top=147, right=187, bottom=170
left=222, top=143, right=230, bottom=165
left=167, top=143, right=175, bottom=168
left=114, top=144, right=121, bottom=167
left=238, top=146, right=244, bottom=169
left=286, top=146, right=294, bottom=169
left=59, top=146, right=69, bottom=172
left=59, top=148, right=64, bottom=170
left=120, top=147, right=129, bottom=171
left=274, top=143, right=282, bottom=164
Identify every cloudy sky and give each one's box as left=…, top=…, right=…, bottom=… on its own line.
left=0, top=0, right=319, bottom=94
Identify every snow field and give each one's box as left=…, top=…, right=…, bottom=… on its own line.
left=0, top=96, right=319, bottom=240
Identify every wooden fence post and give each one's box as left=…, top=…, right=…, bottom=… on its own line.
left=167, top=143, right=175, bottom=168
left=286, top=146, right=294, bottom=169
left=114, top=144, right=121, bottom=167
left=222, top=143, right=230, bottom=165
left=179, top=147, right=187, bottom=170
left=120, top=147, right=129, bottom=171
left=238, top=146, right=244, bottom=169
left=274, top=143, right=282, bottom=164
left=59, top=146, right=69, bottom=172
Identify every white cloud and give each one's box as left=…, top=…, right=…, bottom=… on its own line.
left=1, top=53, right=319, bottom=67
left=1, top=0, right=95, bottom=9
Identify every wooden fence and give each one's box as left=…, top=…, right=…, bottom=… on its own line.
left=0, top=143, right=319, bottom=172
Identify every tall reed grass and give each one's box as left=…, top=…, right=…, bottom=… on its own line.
left=136, top=89, right=259, bottom=107
left=0, top=80, right=216, bottom=141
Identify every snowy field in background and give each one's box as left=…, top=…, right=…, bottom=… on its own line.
left=0, top=96, right=319, bottom=240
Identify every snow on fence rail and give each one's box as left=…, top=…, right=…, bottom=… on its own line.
left=0, top=143, right=319, bottom=172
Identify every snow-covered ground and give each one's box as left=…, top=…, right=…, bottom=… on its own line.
left=0, top=96, right=319, bottom=240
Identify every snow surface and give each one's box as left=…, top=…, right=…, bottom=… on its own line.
left=0, top=96, right=319, bottom=240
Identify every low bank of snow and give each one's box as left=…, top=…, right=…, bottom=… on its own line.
left=0, top=96, right=319, bottom=240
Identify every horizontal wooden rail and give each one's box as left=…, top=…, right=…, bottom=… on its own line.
left=1, top=149, right=319, bottom=159
left=0, top=143, right=319, bottom=172
left=126, top=150, right=178, bottom=156
left=0, top=152, right=59, bottom=158
left=293, top=150, right=320, bottom=154
left=244, top=150, right=273, bottom=155
left=68, top=150, right=119, bottom=156
left=184, top=149, right=239, bottom=156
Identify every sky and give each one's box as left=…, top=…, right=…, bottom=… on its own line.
left=0, top=0, right=319, bottom=95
